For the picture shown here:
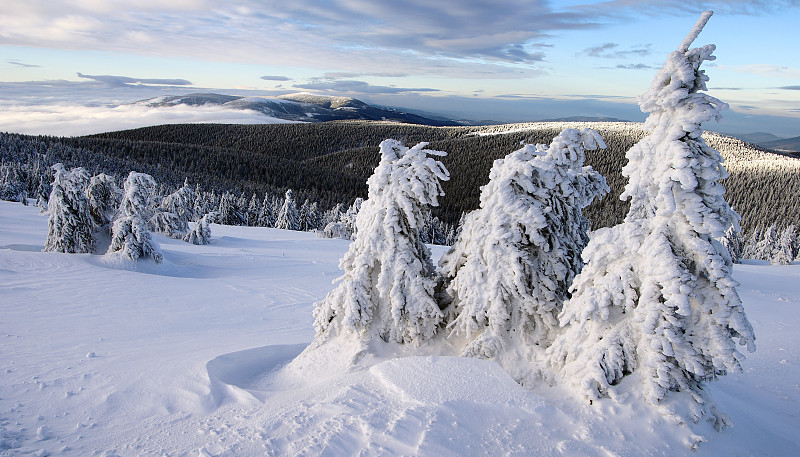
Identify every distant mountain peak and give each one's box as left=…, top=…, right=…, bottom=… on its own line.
left=133, top=92, right=460, bottom=126
left=277, top=93, right=368, bottom=109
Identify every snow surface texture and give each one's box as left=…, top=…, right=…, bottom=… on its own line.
left=1, top=201, right=798, bottom=456
left=440, top=128, right=608, bottom=383
left=549, top=11, right=756, bottom=434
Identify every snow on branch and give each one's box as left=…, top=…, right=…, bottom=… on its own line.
left=679, top=11, right=713, bottom=52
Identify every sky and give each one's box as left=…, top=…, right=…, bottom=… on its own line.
left=1, top=0, right=799, bottom=137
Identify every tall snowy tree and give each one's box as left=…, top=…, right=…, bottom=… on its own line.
left=275, top=189, right=300, bottom=231
left=313, top=140, right=449, bottom=345
left=44, top=164, right=95, bottom=254
left=548, top=12, right=755, bottom=427
left=85, top=173, right=121, bottom=234
left=107, top=172, right=163, bottom=263
left=440, top=129, right=608, bottom=377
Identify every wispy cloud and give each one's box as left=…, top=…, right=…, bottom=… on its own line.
left=321, top=72, right=410, bottom=79
left=727, top=64, right=800, bottom=79
left=581, top=43, right=652, bottom=59
left=568, top=0, right=799, bottom=16
left=779, top=86, right=800, bottom=90
left=260, top=75, right=291, bottom=81
left=293, top=80, right=439, bottom=94
left=7, top=59, right=41, bottom=68
left=77, top=73, right=192, bottom=88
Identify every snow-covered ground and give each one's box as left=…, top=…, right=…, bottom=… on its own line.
left=1, top=200, right=798, bottom=456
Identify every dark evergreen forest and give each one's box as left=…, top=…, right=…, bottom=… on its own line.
left=2, top=121, right=798, bottom=235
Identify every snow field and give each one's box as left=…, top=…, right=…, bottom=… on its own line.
left=1, top=201, right=799, bottom=456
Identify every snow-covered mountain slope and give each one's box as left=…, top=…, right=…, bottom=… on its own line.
left=141, top=92, right=461, bottom=126
left=1, top=200, right=798, bottom=456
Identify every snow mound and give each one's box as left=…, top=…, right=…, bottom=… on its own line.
left=370, top=356, right=544, bottom=408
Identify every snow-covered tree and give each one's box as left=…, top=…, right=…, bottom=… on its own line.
left=773, top=225, right=797, bottom=265
left=720, top=225, right=742, bottom=264
left=85, top=173, right=121, bottom=234
left=753, top=225, right=778, bottom=262
left=184, top=211, right=216, bottom=245
left=150, top=179, right=195, bottom=239
left=246, top=193, right=260, bottom=227
left=44, top=164, right=95, bottom=254
left=275, top=189, right=300, bottom=231
left=217, top=191, right=244, bottom=226
left=107, top=172, right=163, bottom=263
left=549, top=12, right=755, bottom=427
left=440, top=129, right=608, bottom=374
left=257, top=192, right=277, bottom=227
left=313, top=140, right=449, bottom=345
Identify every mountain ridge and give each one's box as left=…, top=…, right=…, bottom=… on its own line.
left=139, top=92, right=463, bottom=126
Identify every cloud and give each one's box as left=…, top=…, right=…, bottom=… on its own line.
left=0, top=1, right=598, bottom=71
left=568, top=0, right=799, bottom=16
left=0, top=103, right=289, bottom=137
left=260, top=75, right=291, bottom=81
left=599, top=63, right=652, bottom=70
left=581, top=43, right=652, bottom=59
left=293, top=80, right=439, bottom=95
left=322, top=72, right=410, bottom=79
left=77, top=73, right=192, bottom=88
left=779, top=86, right=800, bottom=90
left=727, top=64, right=800, bottom=79
left=7, top=59, right=41, bottom=68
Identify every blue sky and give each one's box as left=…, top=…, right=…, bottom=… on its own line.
left=1, top=0, right=798, bottom=136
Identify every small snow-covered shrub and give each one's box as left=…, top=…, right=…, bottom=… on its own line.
left=184, top=212, right=216, bottom=245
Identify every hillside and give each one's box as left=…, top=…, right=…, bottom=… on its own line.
left=760, top=135, right=800, bottom=154
left=91, top=121, right=800, bottom=233
left=3, top=121, right=799, bottom=234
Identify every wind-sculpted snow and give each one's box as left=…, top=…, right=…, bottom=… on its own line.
left=1, top=201, right=799, bottom=455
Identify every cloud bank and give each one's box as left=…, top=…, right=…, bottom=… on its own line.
left=0, top=103, right=289, bottom=137
left=76, top=73, right=193, bottom=87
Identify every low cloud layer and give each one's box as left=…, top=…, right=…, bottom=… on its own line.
left=77, top=73, right=192, bottom=87
left=0, top=103, right=286, bottom=137
left=293, top=80, right=439, bottom=95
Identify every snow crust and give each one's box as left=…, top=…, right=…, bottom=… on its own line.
left=1, top=201, right=799, bottom=456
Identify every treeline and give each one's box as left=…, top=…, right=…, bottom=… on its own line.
left=3, top=121, right=799, bottom=237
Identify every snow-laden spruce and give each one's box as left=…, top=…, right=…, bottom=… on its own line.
left=275, top=189, right=300, bottom=231
left=549, top=12, right=755, bottom=427
left=85, top=173, right=121, bottom=235
left=440, top=129, right=608, bottom=376
left=313, top=140, right=449, bottom=345
left=44, top=163, right=95, bottom=254
left=107, top=171, right=163, bottom=263
left=150, top=179, right=195, bottom=239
